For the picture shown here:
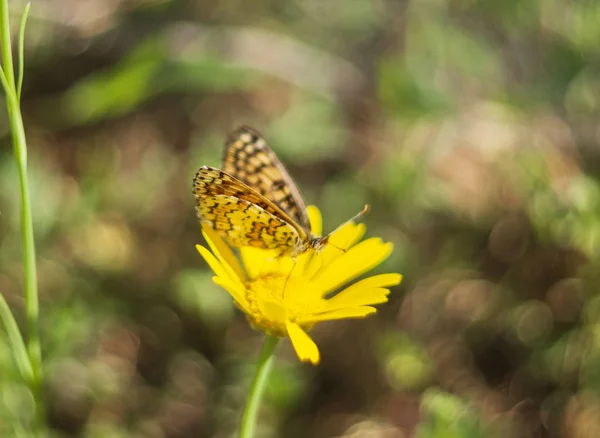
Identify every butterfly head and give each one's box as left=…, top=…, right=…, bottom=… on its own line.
left=289, top=236, right=325, bottom=258
left=308, top=236, right=330, bottom=252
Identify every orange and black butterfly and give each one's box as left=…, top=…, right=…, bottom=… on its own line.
left=193, top=126, right=368, bottom=255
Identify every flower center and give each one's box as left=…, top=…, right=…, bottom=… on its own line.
left=244, top=274, right=311, bottom=337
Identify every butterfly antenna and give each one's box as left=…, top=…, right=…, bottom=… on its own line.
left=325, top=241, right=347, bottom=253
left=353, top=203, right=371, bottom=221
left=320, top=204, right=371, bottom=253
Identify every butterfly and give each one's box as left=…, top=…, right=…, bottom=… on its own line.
left=193, top=126, right=368, bottom=256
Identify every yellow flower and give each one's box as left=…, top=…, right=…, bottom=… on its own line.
left=196, top=206, right=402, bottom=365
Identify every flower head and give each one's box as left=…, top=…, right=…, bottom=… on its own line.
left=196, top=206, right=402, bottom=365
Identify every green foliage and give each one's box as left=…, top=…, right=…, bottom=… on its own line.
left=416, top=390, right=508, bottom=438
left=2, top=0, right=600, bottom=436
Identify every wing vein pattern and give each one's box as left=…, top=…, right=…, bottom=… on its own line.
left=193, top=165, right=307, bottom=251
left=221, top=126, right=311, bottom=233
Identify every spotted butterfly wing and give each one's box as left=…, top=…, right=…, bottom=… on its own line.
left=194, top=127, right=370, bottom=255
left=221, top=126, right=312, bottom=234
left=193, top=165, right=308, bottom=252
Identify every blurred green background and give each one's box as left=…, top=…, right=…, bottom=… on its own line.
left=1, top=0, right=600, bottom=436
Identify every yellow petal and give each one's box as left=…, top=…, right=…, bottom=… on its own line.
left=299, top=306, right=377, bottom=324
left=312, top=239, right=394, bottom=295
left=302, top=223, right=365, bottom=280
left=349, top=273, right=402, bottom=289
left=201, top=225, right=246, bottom=282
left=303, top=250, right=327, bottom=281
left=322, top=287, right=390, bottom=310
left=274, top=254, right=297, bottom=278
left=286, top=321, right=320, bottom=365
left=240, top=246, right=277, bottom=279
left=240, top=248, right=300, bottom=280
left=319, top=273, right=402, bottom=310
left=318, top=223, right=367, bottom=268
left=307, top=205, right=322, bottom=237
left=196, top=244, right=235, bottom=285
left=329, top=222, right=367, bottom=250
left=212, top=276, right=249, bottom=310
left=260, top=298, right=288, bottom=324
left=290, top=250, right=314, bottom=279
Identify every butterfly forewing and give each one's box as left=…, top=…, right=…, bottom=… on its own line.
left=221, top=126, right=312, bottom=234
left=193, top=166, right=307, bottom=252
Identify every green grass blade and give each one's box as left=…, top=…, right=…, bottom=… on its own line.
left=17, top=3, right=31, bottom=100
left=0, top=292, right=34, bottom=383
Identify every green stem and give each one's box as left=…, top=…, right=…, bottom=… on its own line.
left=14, top=103, right=42, bottom=389
left=0, top=0, right=15, bottom=89
left=16, top=110, right=38, bottom=343
left=0, top=0, right=43, bottom=430
left=239, top=335, right=280, bottom=438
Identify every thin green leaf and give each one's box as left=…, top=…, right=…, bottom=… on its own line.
left=17, top=3, right=31, bottom=100
left=0, top=291, right=34, bottom=383
left=0, top=0, right=15, bottom=89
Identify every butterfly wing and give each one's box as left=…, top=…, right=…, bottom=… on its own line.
left=221, top=126, right=312, bottom=234
left=193, top=166, right=307, bottom=251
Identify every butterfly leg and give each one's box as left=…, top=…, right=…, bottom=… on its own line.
left=282, top=259, right=298, bottom=298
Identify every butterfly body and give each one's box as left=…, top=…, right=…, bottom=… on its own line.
left=193, top=126, right=364, bottom=256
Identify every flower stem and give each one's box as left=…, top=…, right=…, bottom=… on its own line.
left=0, top=0, right=43, bottom=431
left=239, top=335, right=280, bottom=438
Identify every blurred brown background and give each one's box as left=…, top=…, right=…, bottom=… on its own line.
left=1, top=0, right=599, bottom=437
